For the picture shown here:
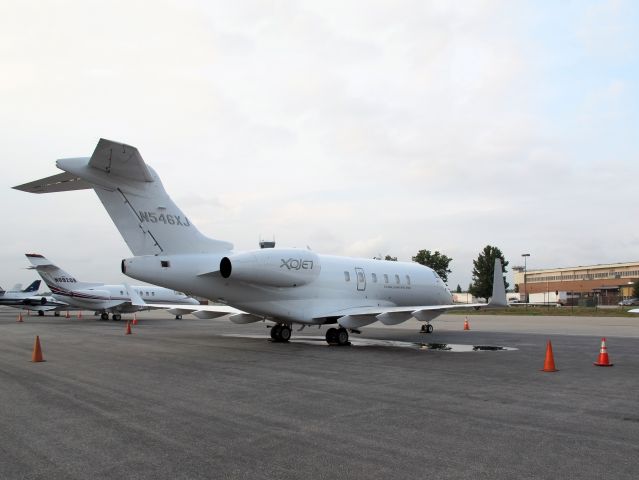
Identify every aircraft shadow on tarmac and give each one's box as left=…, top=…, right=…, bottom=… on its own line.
left=220, top=334, right=517, bottom=352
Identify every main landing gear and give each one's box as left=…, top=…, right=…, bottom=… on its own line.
left=420, top=323, right=433, bottom=334
left=99, top=312, right=122, bottom=321
left=270, top=324, right=292, bottom=342
left=326, top=327, right=350, bottom=346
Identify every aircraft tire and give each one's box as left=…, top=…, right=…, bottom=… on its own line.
left=175, top=315, right=182, bottom=320
left=38, top=310, right=45, bottom=317
left=336, top=328, right=349, bottom=346
left=427, top=324, right=433, bottom=334
left=271, top=325, right=282, bottom=341
left=100, top=312, right=109, bottom=321
left=113, top=314, right=121, bottom=321
left=279, top=325, right=291, bottom=342
left=54, top=311, right=60, bottom=317
left=326, top=327, right=338, bottom=345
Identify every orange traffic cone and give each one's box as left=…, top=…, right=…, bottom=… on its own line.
left=125, top=321, right=132, bottom=335
left=463, top=317, right=470, bottom=331
left=77, top=311, right=82, bottom=319
left=32, top=336, right=44, bottom=362
left=17, top=312, right=24, bottom=323
left=132, top=314, right=138, bottom=325
left=65, top=310, right=70, bottom=318
left=594, top=338, right=614, bottom=367
left=541, top=340, right=558, bottom=372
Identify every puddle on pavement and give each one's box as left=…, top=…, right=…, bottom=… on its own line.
left=221, top=334, right=517, bottom=352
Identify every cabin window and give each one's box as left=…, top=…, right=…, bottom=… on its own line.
left=384, top=274, right=389, bottom=284
left=344, top=271, right=350, bottom=282
left=161, top=260, right=170, bottom=268
left=395, top=274, right=400, bottom=284
left=372, top=273, right=377, bottom=283
left=406, top=275, right=411, bottom=285
left=145, top=291, right=149, bottom=296
left=152, top=292, right=155, bottom=296
left=120, top=290, right=123, bottom=295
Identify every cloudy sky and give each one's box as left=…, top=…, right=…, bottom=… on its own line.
left=1, top=0, right=638, bottom=292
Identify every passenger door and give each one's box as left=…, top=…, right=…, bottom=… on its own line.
left=355, top=267, right=366, bottom=291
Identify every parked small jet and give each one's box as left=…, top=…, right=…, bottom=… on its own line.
left=15, top=139, right=507, bottom=344
left=25, top=253, right=200, bottom=320
left=0, top=280, right=68, bottom=315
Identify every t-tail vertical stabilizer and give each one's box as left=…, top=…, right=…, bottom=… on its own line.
left=14, top=139, right=233, bottom=256
left=25, top=254, right=101, bottom=291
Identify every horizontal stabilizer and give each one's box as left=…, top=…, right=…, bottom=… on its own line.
left=13, top=171, right=91, bottom=194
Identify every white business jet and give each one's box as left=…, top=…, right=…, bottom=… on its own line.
left=25, top=253, right=200, bottom=320
left=14, top=139, right=507, bottom=345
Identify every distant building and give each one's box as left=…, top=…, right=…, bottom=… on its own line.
left=513, top=262, right=639, bottom=305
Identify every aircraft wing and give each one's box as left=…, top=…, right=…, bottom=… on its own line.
left=312, top=302, right=499, bottom=328
left=124, top=284, right=246, bottom=320
left=314, top=258, right=508, bottom=329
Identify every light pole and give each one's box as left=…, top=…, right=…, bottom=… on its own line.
left=522, top=253, right=530, bottom=304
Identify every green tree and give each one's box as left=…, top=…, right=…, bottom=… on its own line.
left=412, top=250, right=453, bottom=284
left=456, top=284, right=462, bottom=293
left=633, top=279, right=639, bottom=298
left=468, top=245, right=509, bottom=300
left=384, top=255, right=398, bottom=261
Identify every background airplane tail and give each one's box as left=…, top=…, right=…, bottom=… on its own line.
left=22, top=280, right=41, bottom=293
left=26, top=254, right=100, bottom=291
left=14, top=139, right=233, bottom=256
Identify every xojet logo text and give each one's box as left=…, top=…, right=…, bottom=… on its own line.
left=280, top=258, right=314, bottom=270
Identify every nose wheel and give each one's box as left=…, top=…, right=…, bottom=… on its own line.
left=326, top=327, right=350, bottom=346
left=270, top=324, right=292, bottom=342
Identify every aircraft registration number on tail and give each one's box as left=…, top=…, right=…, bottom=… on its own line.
left=138, top=211, right=191, bottom=227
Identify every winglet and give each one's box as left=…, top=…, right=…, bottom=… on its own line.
left=488, top=258, right=508, bottom=307
left=124, top=284, right=146, bottom=307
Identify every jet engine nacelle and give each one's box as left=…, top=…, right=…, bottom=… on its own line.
left=220, top=248, right=321, bottom=287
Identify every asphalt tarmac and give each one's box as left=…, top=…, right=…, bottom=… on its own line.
left=1, top=307, right=638, bottom=479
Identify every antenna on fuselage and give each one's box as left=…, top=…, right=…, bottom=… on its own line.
left=259, top=236, right=276, bottom=249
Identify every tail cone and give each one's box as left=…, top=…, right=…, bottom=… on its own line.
left=541, top=340, right=558, bottom=372
left=594, top=338, right=614, bottom=367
